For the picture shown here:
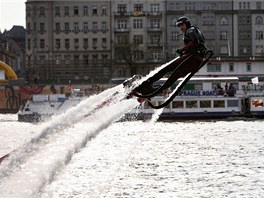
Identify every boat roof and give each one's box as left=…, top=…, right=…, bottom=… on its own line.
left=160, top=76, right=239, bottom=82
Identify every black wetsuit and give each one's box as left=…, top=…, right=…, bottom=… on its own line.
left=137, top=25, right=207, bottom=95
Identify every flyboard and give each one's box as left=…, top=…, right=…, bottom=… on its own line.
left=124, top=49, right=214, bottom=109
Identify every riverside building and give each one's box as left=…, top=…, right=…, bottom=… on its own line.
left=25, top=0, right=264, bottom=84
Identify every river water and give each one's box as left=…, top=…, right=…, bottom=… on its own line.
left=0, top=91, right=264, bottom=197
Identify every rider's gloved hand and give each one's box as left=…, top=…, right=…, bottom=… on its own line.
left=176, top=48, right=184, bottom=56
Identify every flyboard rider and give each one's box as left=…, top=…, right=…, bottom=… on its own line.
left=135, top=16, right=208, bottom=95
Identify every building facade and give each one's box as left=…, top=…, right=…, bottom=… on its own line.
left=25, top=0, right=264, bottom=84
left=111, top=0, right=167, bottom=78
left=26, top=0, right=112, bottom=84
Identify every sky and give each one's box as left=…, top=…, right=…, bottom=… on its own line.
left=0, top=0, right=26, bottom=31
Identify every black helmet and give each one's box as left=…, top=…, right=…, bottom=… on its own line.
left=176, top=16, right=191, bottom=28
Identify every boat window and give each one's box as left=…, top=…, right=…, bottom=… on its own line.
left=227, top=100, right=239, bottom=107
left=213, top=100, right=225, bottom=108
left=172, top=101, right=183, bottom=108
left=200, top=100, right=211, bottom=108
left=186, top=101, right=198, bottom=108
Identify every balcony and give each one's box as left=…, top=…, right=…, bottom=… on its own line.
left=147, top=42, right=163, bottom=48
left=147, top=11, right=162, bottom=17
left=114, top=28, right=130, bottom=33
left=114, top=12, right=130, bottom=17
left=147, top=27, right=163, bottom=32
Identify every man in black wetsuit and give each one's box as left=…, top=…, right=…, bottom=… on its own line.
left=136, top=16, right=207, bottom=95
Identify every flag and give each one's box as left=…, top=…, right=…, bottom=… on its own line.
left=251, top=77, right=259, bottom=84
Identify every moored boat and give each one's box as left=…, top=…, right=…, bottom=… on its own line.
left=125, top=77, right=264, bottom=120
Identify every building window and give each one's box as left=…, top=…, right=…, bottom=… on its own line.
left=93, top=6, right=97, bottom=15
left=74, top=22, right=79, bottom=32
left=239, top=2, right=250, bottom=9
left=169, top=3, right=175, bottom=11
left=101, top=21, right=107, bottom=32
left=202, top=14, right=215, bottom=25
left=83, top=55, right=89, bottom=65
left=55, top=6, right=60, bottom=16
left=83, top=22, right=88, bottom=32
left=102, top=6, right=107, bottom=15
left=150, top=4, right=160, bottom=12
left=40, top=39, right=45, bottom=48
left=65, top=22, right=70, bottom=31
left=256, top=45, right=264, bottom=53
left=39, top=55, right=45, bottom=65
left=117, top=19, right=127, bottom=29
left=102, top=38, right=107, bottom=48
left=65, top=39, right=70, bottom=49
left=220, top=17, right=228, bottom=25
left=117, top=35, right=128, bottom=44
left=239, top=16, right=251, bottom=25
left=256, top=31, right=263, bottom=40
left=92, top=22, right=98, bottom=32
left=133, top=35, right=143, bottom=44
left=133, top=19, right=143, bottom=29
left=65, top=55, right=70, bottom=64
left=220, top=31, right=228, bottom=40
left=219, top=2, right=230, bottom=10
left=102, top=54, right=108, bottom=65
left=83, top=6, right=88, bottom=16
left=83, top=38, right=88, bottom=49
left=64, top=6, right=70, bottom=16
left=92, top=38, right=98, bottom=48
left=171, top=31, right=180, bottom=40
left=239, top=31, right=251, bottom=40
left=117, top=4, right=127, bottom=13
left=134, top=4, right=143, bottom=11
left=204, top=31, right=214, bottom=40
left=240, top=45, right=251, bottom=54
left=40, top=23, right=45, bottom=33
left=134, top=50, right=144, bottom=61
left=150, top=35, right=160, bottom=44
left=256, top=2, right=262, bottom=9
left=246, top=63, right=251, bottom=72
left=27, top=39, right=31, bottom=50
left=74, top=6, right=79, bottom=16
left=74, top=55, right=79, bottom=65
left=27, top=23, right=31, bottom=32
left=256, top=16, right=263, bottom=24
left=171, top=17, right=178, bottom=27
left=39, top=7, right=45, bottom=17
left=26, top=7, right=31, bottom=17
left=55, top=23, right=60, bottom=32
left=229, top=63, right=234, bottom=72
left=33, top=38, right=36, bottom=48
left=220, top=46, right=228, bottom=54
left=150, top=19, right=160, bottom=28
left=55, top=39, right=60, bottom=49
left=207, top=63, right=221, bottom=72
left=55, top=55, right=61, bottom=65
left=152, top=50, right=161, bottom=61
left=185, top=2, right=195, bottom=11
left=92, top=54, right=98, bottom=65
left=74, top=38, right=79, bottom=49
